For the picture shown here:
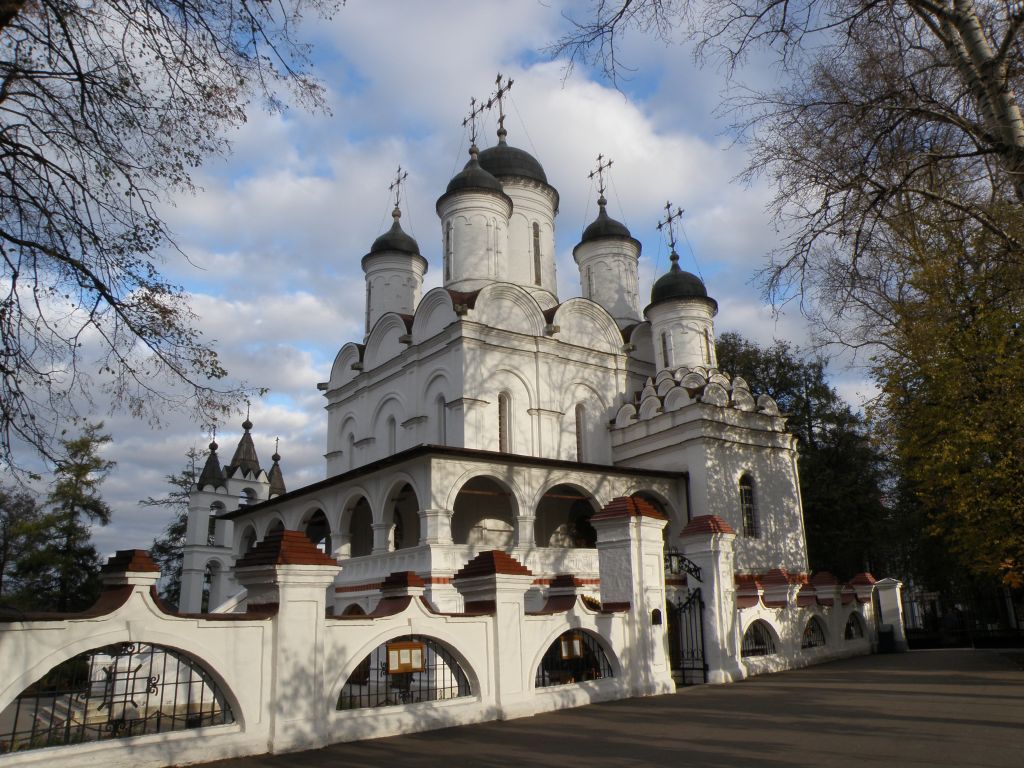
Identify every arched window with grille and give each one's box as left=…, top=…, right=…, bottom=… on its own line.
left=801, top=617, right=828, bottom=649
left=844, top=613, right=866, bottom=640
left=739, top=474, right=759, bottom=538
left=0, top=643, right=235, bottom=753
left=498, top=392, right=511, bottom=453
left=741, top=620, right=777, bottom=657
left=535, top=630, right=614, bottom=687
left=532, top=222, right=542, bottom=285
left=574, top=403, right=586, bottom=462
left=386, top=416, right=397, bottom=455
left=337, top=635, right=472, bottom=710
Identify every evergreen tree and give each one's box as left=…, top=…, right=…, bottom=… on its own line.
left=0, top=484, right=46, bottom=603
left=16, top=423, right=114, bottom=611
left=716, top=332, right=890, bottom=578
left=143, top=448, right=204, bottom=608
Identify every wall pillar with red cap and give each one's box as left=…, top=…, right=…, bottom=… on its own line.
left=679, top=515, right=745, bottom=683
left=591, top=496, right=674, bottom=697
left=233, top=530, right=340, bottom=753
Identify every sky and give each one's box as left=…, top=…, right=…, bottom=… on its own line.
left=36, top=1, right=875, bottom=556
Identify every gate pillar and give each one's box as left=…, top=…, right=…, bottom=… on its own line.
left=592, top=496, right=674, bottom=697
left=679, top=516, right=745, bottom=684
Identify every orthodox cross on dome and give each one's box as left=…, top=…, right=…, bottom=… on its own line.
left=389, top=166, right=409, bottom=209
left=656, top=201, right=685, bottom=253
left=588, top=154, right=614, bottom=199
left=486, top=72, right=514, bottom=134
left=462, top=97, right=486, bottom=147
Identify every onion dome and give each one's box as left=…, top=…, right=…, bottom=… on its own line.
left=267, top=449, right=286, bottom=498
left=580, top=195, right=632, bottom=242
left=650, top=251, right=717, bottom=310
left=225, top=418, right=261, bottom=478
left=445, top=144, right=505, bottom=196
left=478, top=127, right=547, bottom=184
left=369, top=207, right=420, bottom=256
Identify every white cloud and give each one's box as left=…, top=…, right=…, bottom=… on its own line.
left=18, top=1, right=842, bottom=558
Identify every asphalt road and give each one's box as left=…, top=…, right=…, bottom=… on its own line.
left=198, top=649, right=1024, bottom=768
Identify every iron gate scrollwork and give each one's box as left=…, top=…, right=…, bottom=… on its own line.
left=667, top=588, right=707, bottom=685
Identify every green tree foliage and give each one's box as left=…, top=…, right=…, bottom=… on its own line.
left=0, top=0, right=340, bottom=473
left=870, top=206, right=1024, bottom=588
left=143, top=448, right=204, bottom=608
left=0, top=484, right=46, bottom=601
left=716, top=332, right=889, bottom=578
left=15, top=423, right=114, bottom=611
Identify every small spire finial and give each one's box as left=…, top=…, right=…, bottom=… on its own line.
left=208, top=425, right=218, bottom=452
left=588, top=153, right=614, bottom=204
left=486, top=73, right=514, bottom=138
left=272, top=436, right=281, bottom=463
left=242, top=401, right=253, bottom=431
left=656, top=201, right=685, bottom=255
left=462, top=96, right=486, bottom=149
left=388, top=166, right=409, bottom=211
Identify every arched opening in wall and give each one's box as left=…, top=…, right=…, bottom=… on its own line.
left=451, top=477, right=515, bottom=549
left=741, top=620, right=778, bottom=658
left=535, top=630, right=614, bottom=687
left=267, top=518, right=285, bottom=536
left=304, top=510, right=331, bottom=554
left=347, top=433, right=355, bottom=470
left=238, top=487, right=256, bottom=509
left=201, top=561, right=219, bottom=612
left=0, top=642, right=235, bottom=754
left=739, top=474, right=760, bottom=538
left=346, top=497, right=373, bottom=558
left=337, top=635, right=472, bottom=710
left=388, top=484, right=421, bottom=551
left=661, top=331, right=672, bottom=369
left=239, top=525, right=257, bottom=555
left=534, top=485, right=597, bottom=548
left=341, top=603, right=366, bottom=617
left=801, top=616, right=828, bottom=649
left=844, top=612, right=866, bottom=640
left=206, top=501, right=225, bottom=546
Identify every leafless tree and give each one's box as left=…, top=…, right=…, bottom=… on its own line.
left=552, top=1, right=1024, bottom=347
left=0, top=0, right=341, bottom=473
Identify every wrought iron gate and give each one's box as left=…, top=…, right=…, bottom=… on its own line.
left=668, top=588, right=707, bottom=685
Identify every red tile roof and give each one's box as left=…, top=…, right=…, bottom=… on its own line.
left=101, top=549, right=161, bottom=574
left=592, top=495, right=667, bottom=521
left=680, top=515, right=735, bottom=536
left=453, top=550, right=533, bottom=580
left=235, top=529, right=338, bottom=568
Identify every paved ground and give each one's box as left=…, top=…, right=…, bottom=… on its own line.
left=200, top=650, right=1024, bottom=768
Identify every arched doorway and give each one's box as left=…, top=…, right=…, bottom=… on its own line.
left=387, top=484, right=420, bottom=550
left=534, top=484, right=597, bottom=548
left=451, top=477, right=516, bottom=549
left=304, top=509, right=331, bottom=554
left=347, top=497, right=373, bottom=557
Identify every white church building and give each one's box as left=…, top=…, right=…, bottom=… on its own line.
left=0, top=85, right=904, bottom=767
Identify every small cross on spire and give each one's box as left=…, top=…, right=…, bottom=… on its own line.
left=588, top=154, right=614, bottom=198
left=389, top=166, right=409, bottom=209
left=486, top=73, right=514, bottom=134
left=462, top=96, right=487, bottom=147
left=656, top=201, right=685, bottom=252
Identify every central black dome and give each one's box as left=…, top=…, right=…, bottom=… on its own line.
left=369, top=210, right=420, bottom=256
left=649, top=253, right=716, bottom=310
left=580, top=198, right=632, bottom=243
left=478, top=131, right=547, bottom=184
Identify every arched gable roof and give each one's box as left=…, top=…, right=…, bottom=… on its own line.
left=328, top=342, right=364, bottom=390
left=470, top=282, right=546, bottom=337
left=363, top=313, right=412, bottom=371
left=411, top=287, right=461, bottom=344
left=549, top=298, right=623, bottom=354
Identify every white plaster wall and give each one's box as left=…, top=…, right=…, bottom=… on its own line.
left=574, top=239, right=642, bottom=327
left=438, top=191, right=511, bottom=292
left=646, top=299, right=717, bottom=370
left=502, top=180, right=558, bottom=301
